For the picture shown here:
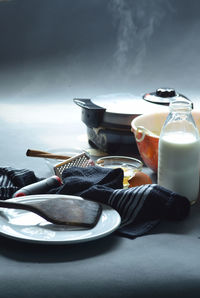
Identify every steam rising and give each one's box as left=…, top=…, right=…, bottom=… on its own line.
left=108, top=0, right=174, bottom=75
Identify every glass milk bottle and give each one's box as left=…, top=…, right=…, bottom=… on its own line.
left=158, top=99, right=200, bottom=204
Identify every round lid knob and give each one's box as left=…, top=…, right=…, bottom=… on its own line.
left=156, top=88, right=176, bottom=98
left=143, top=87, right=190, bottom=106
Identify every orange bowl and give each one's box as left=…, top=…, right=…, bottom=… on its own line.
left=131, top=110, right=200, bottom=172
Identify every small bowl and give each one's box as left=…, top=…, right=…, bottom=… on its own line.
left=96, top=156, right=143, bottom=188
left=131, top=110, right=200, bottom=172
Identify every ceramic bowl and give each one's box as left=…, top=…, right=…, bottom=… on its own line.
left=131, top=110, right=200, bottom=172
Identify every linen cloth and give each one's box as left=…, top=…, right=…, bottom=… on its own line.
left=0, top=166, right=190, bottom=238
left=0, top=167, right=39, bottom=200
left=48, top=166, right=190, bottom=238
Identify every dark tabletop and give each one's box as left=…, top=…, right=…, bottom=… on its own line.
left=0, top=99, right=200, bottom=298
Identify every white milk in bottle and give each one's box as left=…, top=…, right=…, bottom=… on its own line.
left=158, top=100, right=200, bottom=204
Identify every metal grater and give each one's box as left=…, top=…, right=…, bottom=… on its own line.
left=54, top=152, right=92, bottom=180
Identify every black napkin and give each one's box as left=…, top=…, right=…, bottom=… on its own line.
left=0, top=167, right=39, bottom=200
left=0, top=166, right=190, bottom=239
left=48, top=166, right=191, bottom=238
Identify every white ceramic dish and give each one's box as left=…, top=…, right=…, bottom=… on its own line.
left=0, top=194, right=121, bottom=244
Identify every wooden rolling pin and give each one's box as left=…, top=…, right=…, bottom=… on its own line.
left=26, top=149, right=71, bottom=160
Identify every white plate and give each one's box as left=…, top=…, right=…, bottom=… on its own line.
left=0, top=195, right=121, bottom=244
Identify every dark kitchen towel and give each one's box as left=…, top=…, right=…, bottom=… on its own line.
left=48, top=166, right=191, bottom=238
left=0, top=166, right=190, bottom=238
left=0, top=167, right=39, bottom=200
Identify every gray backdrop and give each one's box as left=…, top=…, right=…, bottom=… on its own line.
left=0, top=0, right=200, bottom=102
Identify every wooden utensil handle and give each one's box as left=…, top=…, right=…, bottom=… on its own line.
left=0, top=199, right=35, bottom=212
left=26, top=149, right=71, bottom=160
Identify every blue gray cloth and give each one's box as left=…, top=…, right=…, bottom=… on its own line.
left=0, top=166, right=190, bottom=239
left=48, top=166, right=190, bottom=238
left=0, top=167, right=39, bottom=200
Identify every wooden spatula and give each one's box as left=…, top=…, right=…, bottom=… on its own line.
left=0, top=197, right=102, bottom=228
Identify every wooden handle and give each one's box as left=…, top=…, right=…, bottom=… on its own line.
left=26, top=149, right=71, bottom=160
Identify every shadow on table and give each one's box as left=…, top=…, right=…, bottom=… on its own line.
left=0, top=234, right=122, bottom=263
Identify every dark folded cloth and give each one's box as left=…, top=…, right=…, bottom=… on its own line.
left=0, top=166, right=190, bottom=239
left=0, top=167, right=39, bottom=200
left=48, top=166, right=190, bottom=238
